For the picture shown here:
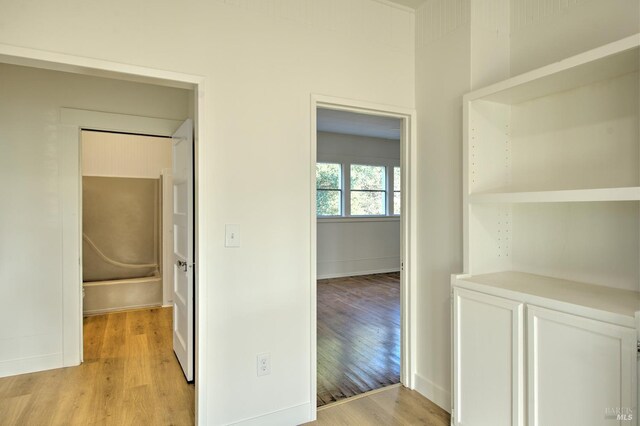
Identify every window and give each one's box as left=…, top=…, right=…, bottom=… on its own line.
left=316, top=163, right=342, bottom=216
left=350, top=164, right=386, bottom=216
left=393, top=166, right=401, bottom=215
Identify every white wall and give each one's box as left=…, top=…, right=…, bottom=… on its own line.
left=510, top=0, right=640, bottom=74
left=0, top=63, right=188, bottom=378
left=413, top=0, right=639, bottom=414
left=0, top=2, right=415, bottom=424
left=82, top=131, right=172, bottom=179
left=414, top=1, right=471, bottom=410
left=317, top=131, right=400, bottom=279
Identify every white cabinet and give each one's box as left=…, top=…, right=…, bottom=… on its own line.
left=452, top=280, right=638, bottom=426
left=527, top=306, right=636, bottom=426
left=452, top=288, right=524, bottom=426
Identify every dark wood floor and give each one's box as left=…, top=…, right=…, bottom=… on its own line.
left=317, top=272, right=401, bottom=407
left=0, top=308, right=194, bottom=425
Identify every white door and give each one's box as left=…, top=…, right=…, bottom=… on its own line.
left=528, top=305, right=636, bottom=426
left=172, top=119, right=194, bottom=381
left=453, top=287, right=524, bottom=426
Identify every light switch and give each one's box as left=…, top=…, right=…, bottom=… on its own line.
left=225, top=224, right=241, bottom=247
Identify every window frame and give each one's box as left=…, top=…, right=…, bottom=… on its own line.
left=316, top=160, right=400, bottom=219
left=349, top=163, right=387, bottom=217
left=392, top=166, right=401, bottom=216
left=315, top=162, right=343, bottom=217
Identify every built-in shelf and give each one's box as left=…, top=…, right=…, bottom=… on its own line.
left=465, top=34, right=639, bottom=104
left=456, top=271, right=640, bottom=323
left=469, top=187, right=640, bottom=204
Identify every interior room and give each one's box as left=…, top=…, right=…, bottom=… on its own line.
left=315, top=108, right=402, bottom=406
left=0, top=0, right=638, bottom=425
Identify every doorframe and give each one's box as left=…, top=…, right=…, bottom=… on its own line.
left=0, top=44, right=208, bottom=425
left=310, top=94, right=417, bottom=418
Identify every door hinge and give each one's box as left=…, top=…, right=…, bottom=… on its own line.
left=637, top=341, right=640, bottom=354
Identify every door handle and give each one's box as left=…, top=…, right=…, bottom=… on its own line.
left=177, top=260, right=188, bottom=272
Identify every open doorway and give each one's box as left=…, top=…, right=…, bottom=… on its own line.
left=79, top=123, right=195, bottom=415
left=312, top=98, right=415, bottom=409
left=0, top=58, right=201, bottom=423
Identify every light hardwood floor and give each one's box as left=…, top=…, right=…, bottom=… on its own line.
left=306, top=384, right=450, bottom=426
left=0, top=307, right=194, bottom=426
left=317, top=273, right=400, bottom=406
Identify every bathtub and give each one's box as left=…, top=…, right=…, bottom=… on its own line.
left=83, top=275, right=163, bottom=315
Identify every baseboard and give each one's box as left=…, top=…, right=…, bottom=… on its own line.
left=229, top=402, right=310, bottom=426
left=83, top=302, right=162, bottom=316
left=317, top=268, right=401, bottom=280
left=414, top=373, right=451, bottom=413
left=0, top=352, right=62, bottom=379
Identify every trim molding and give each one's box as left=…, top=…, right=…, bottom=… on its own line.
left=229, top=402, right=310, bottom=426
left=83, top=303, right=163, bottom=316
left=0, top=353, right=63, bottom=379
left=317, top=268, right=401, bottom=280
left=414, top=373, right=451, bottom=413
left=60, top=108, right=182, bottom=136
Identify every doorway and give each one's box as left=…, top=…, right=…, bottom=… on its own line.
left=79, top=124, right=195, bottom=383
left=0, top=52, right=204, bottom=422
left=311, top=95, right=416, bottom=411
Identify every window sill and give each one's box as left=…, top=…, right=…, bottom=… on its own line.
left=317, top=216, right=400, bottom=223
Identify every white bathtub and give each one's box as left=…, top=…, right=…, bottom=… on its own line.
left=83, top=276, right=163, bottom=315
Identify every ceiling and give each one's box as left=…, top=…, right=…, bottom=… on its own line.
left=317, top=108, right=402, bottom=140
left=386, top=0, right=427, bottom=9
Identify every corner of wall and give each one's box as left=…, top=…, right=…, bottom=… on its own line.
left=414, top=372, right=451, bottom=413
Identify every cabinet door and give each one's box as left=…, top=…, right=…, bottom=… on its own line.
left=453, top=287, right=524, bottom=426
left=528, top=305, right=636, bottom=426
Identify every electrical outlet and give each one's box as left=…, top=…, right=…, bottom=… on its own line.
left=257, top=353, right=271, bottom=376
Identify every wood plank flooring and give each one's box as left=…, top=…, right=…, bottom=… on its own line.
left=0, top=307, right=194, bottom=426
left=317, top=273, right=401, bottom=407
left=306, top=384, right=451, bottom=426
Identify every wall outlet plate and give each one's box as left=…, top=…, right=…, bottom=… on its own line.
left=257, top=352, right=270, bottom=376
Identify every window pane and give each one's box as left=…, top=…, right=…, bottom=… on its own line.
left=351, top=191, right=385, bottom=216
left=394, top=191, right=401, bottom=215
left=394, top=167, right=401, bottom=191
left=317, top=163, right=341, bottom=189
left=351, top=165, right=385, bottom=190
left=317, top=190, right=341, bottom=216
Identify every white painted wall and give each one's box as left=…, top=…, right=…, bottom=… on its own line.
left=414, top=2, right=471, bottom=410
left=414, top=0, right=639, bottom=415
left=317, top=131, right=400, bottom=279
left=0, top=63, right=188, bottom=378
left=0, top=2, right=415, bottom=424
left=510, top=0, right=640, bottom=75
left=82, top=131, right=172, bottom=179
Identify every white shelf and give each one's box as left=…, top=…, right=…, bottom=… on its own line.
left=465, top=33, right=639, bottom=104
left=455, top=271, right=640, bottom=323
left=469, top=187, right=640, bottom=204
